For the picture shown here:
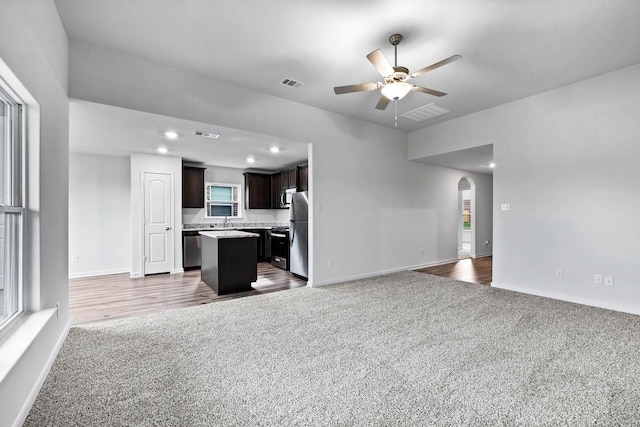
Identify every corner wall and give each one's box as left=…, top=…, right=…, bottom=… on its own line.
left=409, top=64, right=640, bottom=314
left=69, top=153, right=131, bottom=277
left=0, top=1, right=70, bottom=426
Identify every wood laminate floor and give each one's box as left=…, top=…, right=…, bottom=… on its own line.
left=69, top=263, right=307, bottom=325
left=414, top=256, right=492, bottom=285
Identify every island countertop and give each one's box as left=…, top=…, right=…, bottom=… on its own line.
left=199, top=230, right=260, bottom=239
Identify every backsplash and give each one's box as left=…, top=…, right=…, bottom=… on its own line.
left=182, top=208, right=289, bottom=227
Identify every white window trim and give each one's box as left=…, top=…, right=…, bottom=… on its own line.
left=0, top=78, right=25, bottom=334
left=205, top=182, right=242, bottom=218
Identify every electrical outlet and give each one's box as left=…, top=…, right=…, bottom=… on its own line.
left=501, top=203, right=511, bottom=211
left=554, top=269, right=563, bottom=279
left=594, top=274, right=603, bottom=285
left=329, top=259, right=334, bottom=268
left=604, top=276, right=614, bottom=287
left=72, top=255, right=79, bottom=263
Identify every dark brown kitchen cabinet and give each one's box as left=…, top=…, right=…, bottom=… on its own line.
left=288, top=168, right=298, bottom=189
left=279, top=170, right=289, bottom=191
left=297, top=165, right=308, bottom=191
left=243, top=172, right=271, bottom=209
left=182, top=166, right=205, bottom=208
left=271, top=173, right=281, bottom=209
left=238, top=228, right=268, bottom=262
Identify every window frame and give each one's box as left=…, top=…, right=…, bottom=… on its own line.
left=0, top=82, right=25, bottom=333
left=204, top=182, right=242, bottom=219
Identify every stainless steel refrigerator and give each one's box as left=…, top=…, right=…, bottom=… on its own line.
left=289, top=191, right=308, bottom=279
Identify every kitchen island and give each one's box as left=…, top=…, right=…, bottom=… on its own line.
left=199, top=230, right=259, bottom=295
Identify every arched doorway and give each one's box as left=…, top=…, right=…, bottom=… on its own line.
left=457, top=177, right=475, bottom=259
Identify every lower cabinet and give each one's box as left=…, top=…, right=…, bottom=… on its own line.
left=239, top=229, right=268, bottom=262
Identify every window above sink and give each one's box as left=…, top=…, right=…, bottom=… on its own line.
left=205, top=182, right=242, bottom=218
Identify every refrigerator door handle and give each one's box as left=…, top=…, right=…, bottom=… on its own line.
left=290, top=224, right=295, bottom=244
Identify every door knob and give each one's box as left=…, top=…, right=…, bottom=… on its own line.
left=165, top=227, right=171, bottom=231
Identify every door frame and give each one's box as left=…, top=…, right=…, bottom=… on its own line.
left=457, top=176, right=476, bottom=259
left=140, top=170, right=175, bottom=276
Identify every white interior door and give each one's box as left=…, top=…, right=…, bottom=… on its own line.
left=144, top=172, right=172, bottom=275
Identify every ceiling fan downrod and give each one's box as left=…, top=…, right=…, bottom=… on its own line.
left=389, top=33, right=403, bottom=67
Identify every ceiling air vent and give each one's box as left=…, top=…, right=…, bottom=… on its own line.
left=400, top=103, right=451, bottom=122
left=193, top=131, right=220, bottom=139
left=281, top=78, right=303, bottom=88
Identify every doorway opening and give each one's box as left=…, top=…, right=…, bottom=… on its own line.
left=457, top=177, right=474, bottom=260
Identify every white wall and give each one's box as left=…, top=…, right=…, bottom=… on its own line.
left=69, top=153, right=131, bottom=277
left=68, top=40, right=480, bottom=286
left=182, top=165, right=285, bottom=226
left=0, top=1, right=70, bottom=426
left=409, top=64, right=640, bottom=314
left=130, top=153, right=183, bottom=277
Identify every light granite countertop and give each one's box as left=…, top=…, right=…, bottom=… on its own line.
left=199, top=230, right=260, bottom=239
left=183, top=223, right=288, bottom=231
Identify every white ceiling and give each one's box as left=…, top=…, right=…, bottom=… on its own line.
left=55, top=0, right=640, bottom=171
left=70, top=100, right=309, bottom=170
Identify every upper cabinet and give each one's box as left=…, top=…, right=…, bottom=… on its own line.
left=244, top=172, right=271, bottom=209
left=183, top=166, right=205, bottom=208
left=297, top=165, right=308, bottom=192
left=279, top=168, right=297, bottom=191
left=271, top=172, right=281, bottom=209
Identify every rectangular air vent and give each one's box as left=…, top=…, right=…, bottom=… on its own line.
left=193, top=131, right=220, bottom=139
left=281, top=78, right=303, bottom=88
left=400, top=103, right=451, bottom=122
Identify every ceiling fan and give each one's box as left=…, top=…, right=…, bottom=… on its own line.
left=334, top=33, right=461, bottom=118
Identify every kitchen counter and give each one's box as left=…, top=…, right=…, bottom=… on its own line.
left=199, top=230, right=259, bottom=239
left=200, top=230, right=258, bottom=295
left=184, top=222, right=287, bottom=231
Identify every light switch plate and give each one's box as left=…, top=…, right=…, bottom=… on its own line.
left=604, top=276, right=614, bottom=287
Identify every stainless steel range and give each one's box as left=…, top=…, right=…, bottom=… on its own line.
left=270, top=227, right=289, bottom=270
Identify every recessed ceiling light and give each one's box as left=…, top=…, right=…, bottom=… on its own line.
left=270, top=146, right=280, bottom=153
left=158, top=147, right=168, bottom=154
left=489, top=162, right=496, bottom=168
left=246, top=156, right=255, bottom=163
left=164, top=131, right=178, bottom=139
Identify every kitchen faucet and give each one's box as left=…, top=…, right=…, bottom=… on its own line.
left=223, top=216, right=229, bottom=227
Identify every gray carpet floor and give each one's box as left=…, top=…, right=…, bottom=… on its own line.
left=25, top=271, right=640, bottom=426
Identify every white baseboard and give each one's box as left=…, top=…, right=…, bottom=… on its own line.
left=309, top=258, right=460, bottom=288
left=491, top=282, right=640, bottom=316
left=171, top=268, right=184, bottom=274
left=472, top=252, right=492, bottom=258
left=12, top=316, right=70, bottom=427
left=69, top=268, right=129, bottom=279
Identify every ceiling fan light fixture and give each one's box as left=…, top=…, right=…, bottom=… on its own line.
left=381, top=82, right=412, bottom=100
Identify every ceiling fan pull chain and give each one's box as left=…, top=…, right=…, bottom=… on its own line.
left=394, top=100, right=398, bottom=128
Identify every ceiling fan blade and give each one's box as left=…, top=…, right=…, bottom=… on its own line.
left=410, top=54, right=462, bottom=78
left=375, top=95, right=391, bottom=110
left=334, top=82, right=380, bottom=95
left=412, top=85, right=447, bottom=97
left=367, top=49, right=395, bottom=77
